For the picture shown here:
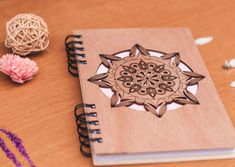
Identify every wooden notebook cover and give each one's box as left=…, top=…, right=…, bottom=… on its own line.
left=74, top=28, right=235, bottom=155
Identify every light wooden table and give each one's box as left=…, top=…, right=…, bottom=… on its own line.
left=1, top=0, right=235, bottom=166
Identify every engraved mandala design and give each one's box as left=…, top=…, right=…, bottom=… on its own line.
left=117, top=60, right=178, bottom=98
left=88, top=44, right=205, bottom=117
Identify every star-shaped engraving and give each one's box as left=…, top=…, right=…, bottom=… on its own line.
left=88, top=44, right=205, bottom=118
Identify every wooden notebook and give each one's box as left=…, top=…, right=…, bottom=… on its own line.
left=65, top=28, right=235, bottom=166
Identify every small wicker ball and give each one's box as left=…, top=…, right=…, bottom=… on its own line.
left=5, top=13, right=49, bottom=56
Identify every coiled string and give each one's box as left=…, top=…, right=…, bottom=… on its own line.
left=0, top=128, right=35, bottom=167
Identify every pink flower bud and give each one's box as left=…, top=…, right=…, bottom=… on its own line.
left=0, top=54, right=38, bottom=83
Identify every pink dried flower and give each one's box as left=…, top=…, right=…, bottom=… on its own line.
left=0, top=54, right=38, bottom=84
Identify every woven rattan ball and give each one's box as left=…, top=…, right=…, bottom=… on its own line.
left=5, top=13, right=49, bottom=56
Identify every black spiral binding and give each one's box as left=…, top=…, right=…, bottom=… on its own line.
left=65, top=35, right=87, bottom=77
left=65, top=35, right=102, bottom=157
left=74, top=103, right=103, bottom=157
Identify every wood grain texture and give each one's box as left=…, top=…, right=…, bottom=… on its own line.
left=0, top=0, right=235, bottom=166
left=75, top=28, right=235, bottom=155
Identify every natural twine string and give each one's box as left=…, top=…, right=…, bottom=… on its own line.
left=5, top=13, right=49, bottom=56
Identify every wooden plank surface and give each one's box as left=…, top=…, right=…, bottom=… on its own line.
left=0, top=0, right=235, bottom=166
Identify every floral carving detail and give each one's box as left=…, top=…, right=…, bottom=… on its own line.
left=88, top=44, right=205, bottom=118
left=117, top=60, right=178, bottom=98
